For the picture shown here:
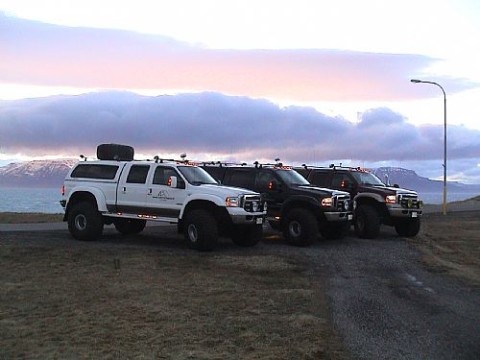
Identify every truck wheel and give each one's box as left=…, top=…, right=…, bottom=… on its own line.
left=319, top=222, right=349, bottom=240
left=114, top=219, right=146, bottom=235
left=354, top=205, right=380, bottom=239
left=394, top=218, right=421, bottom=237
left=183, top=210, right=218, bottom=251
left=231, top=225, right=262, bottom=247
left=67, top=201, right=104, bottom=241
left=268, top=220, right=281, bottom=231
left=283, top=208, right=317, bottom=246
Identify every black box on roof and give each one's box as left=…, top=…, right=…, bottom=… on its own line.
left=97, top=144, right=134, bottom=161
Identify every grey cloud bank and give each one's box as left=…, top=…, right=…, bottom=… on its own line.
left=0, top=91, right=479, bottom=183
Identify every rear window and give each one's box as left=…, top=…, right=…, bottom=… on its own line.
left=70, top=164, right=119, bottom=180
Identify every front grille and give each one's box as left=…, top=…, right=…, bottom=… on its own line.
left=398, top=194, right=421, bottom=209
left=334, top=195, right=351, bottom=211
left=242, top=195, right=265, bottom=213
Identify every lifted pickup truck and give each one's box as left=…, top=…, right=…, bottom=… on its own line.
left=202, top=162, right=352, bottom=246
left=295, top=165, right=423, bottom=238
left=60, top=145, right=266, bottom=251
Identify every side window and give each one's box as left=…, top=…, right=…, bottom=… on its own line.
left=153, top=167, right=180, bottom=186
left=126, top=165, right=150, bottom=184
left=71, top=164, right=119, bottom=179
left=332, top=173, right=353, bottom=189
left=255, top=171, right=277, bottom=191
left=225, top=169, right=255, bottom=190
left=311, top=171, right=332, bottom=187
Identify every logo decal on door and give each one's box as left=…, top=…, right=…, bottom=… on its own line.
left=153, top=190, right=174, bottom=201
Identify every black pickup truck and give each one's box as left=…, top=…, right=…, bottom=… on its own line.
left=295, top=165, right=423, bottom=239
left=202, top=163, right=352, bottom=246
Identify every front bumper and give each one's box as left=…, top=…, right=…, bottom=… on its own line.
left=388, top=207, right=422, bottom=218
left=228, top=207, right=265, bottom=225
left=324, top=211, right=353, bottom=222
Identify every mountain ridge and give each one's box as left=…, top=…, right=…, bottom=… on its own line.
left=1, top=160, right=480, bottom=194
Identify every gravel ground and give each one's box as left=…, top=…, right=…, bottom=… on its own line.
left=315, top=234, right=480, bottom=359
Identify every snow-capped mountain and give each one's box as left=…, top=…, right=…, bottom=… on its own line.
left=373, top=167, right=480, bottom=193
left=0, top=159, right=77, bottom=187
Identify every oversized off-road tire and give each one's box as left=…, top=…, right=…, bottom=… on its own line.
left=183, top=209, right=218, bottom=251
left=394, top=218, right=421, bottom=237
left=283, top=208, right=318, bottom=246
left=231, top=225, right=262, bottom=247
left=319, top=222, right=350, bottom=240
left=67, top=201, right=104, bottom=241
left=268, top=220, right=281, bottom=231
left=354, top=205, right=380, bottom=239
left=114, top=218, right=147, bottom=235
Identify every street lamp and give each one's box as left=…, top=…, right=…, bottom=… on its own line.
left=410, top=79, right=447, bottom=215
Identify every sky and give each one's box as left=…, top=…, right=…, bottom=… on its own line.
left=0, top=0, right=480, bottom=184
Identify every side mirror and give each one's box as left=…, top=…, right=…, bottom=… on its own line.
left=341, top=180, right=353, bottom=189
left=268, top=180, right=279, bottom=191
left=167, top=176, right=178, bottom=188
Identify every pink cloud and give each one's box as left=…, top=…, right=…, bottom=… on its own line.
left=0, top=13, right=475, bottom=101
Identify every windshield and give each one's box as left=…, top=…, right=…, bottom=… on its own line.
left=177, top=166, right=218, bottom=185
left=275, top=169, right=310, bottom=186
left=351, top=171, right=385, bottom=186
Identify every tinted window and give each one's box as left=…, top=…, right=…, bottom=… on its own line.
left=71, top=164, right=119, bottom=179
left=225, top=169, right=255, bottom=189
left=332, top=173, right=353, bottom=188
left=275, top=169, right=309, bottom=186
left=201, top=166, right=225, bottom=183
left=126, top=165, right=150, bottom=184
left=177, top=166, right=217, bottom=185
left=350, top=171, right=385, bottom=186
left=311, top=171, right=332, bottom=187
left=255, top=171, right=277, bottom=190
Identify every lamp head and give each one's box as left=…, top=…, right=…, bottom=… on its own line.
left=410, top=79, right=422, bottom=83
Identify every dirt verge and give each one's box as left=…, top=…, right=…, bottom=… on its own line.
left=0, top=229, right=347, bottom=359
left=411, top=210, right=480, bottom=287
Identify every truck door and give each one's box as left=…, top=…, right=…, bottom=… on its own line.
left=255, top=170, right=284, bottom=216
left=146, top=165, right=187, bottom=218
left=116, top=164, right=151, bottom=214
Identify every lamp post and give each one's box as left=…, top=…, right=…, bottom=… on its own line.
left=410, top=79, right=447, bottom=215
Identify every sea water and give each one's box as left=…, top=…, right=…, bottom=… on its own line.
left=0, top=187, right=64, bottom=214
left=0, top=186, right=477, bottom=214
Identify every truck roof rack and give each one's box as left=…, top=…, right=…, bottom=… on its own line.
left=300, top=163, right=369, bottom=172
left=201, top=161, right=248, bottom=167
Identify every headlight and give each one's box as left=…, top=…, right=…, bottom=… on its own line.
left=225, top=196, right=239, bottom=207
left=385, top=195, right=397, bottom=204
left=321, top=197, right=333, bottom=207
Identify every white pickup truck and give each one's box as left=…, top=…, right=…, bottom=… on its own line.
left=60, top=145, right=266, bottom=251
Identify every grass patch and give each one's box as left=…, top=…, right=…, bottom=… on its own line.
left=411, top=211, right=480, bottom=286
left=0, top=212, right=63, bottom=224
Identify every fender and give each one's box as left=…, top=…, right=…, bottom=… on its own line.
left=178, top=192, right=225, bottom=219
left=66, top=185, right=109, bottom=212
left=281, top=194, right=321, bottom=212
left=354, top=192, right=385, bottom=205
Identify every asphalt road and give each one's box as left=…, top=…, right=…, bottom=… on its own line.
left=1, top=223, right=479, bottom=359
left=307, top=233, right=480, bottom=360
